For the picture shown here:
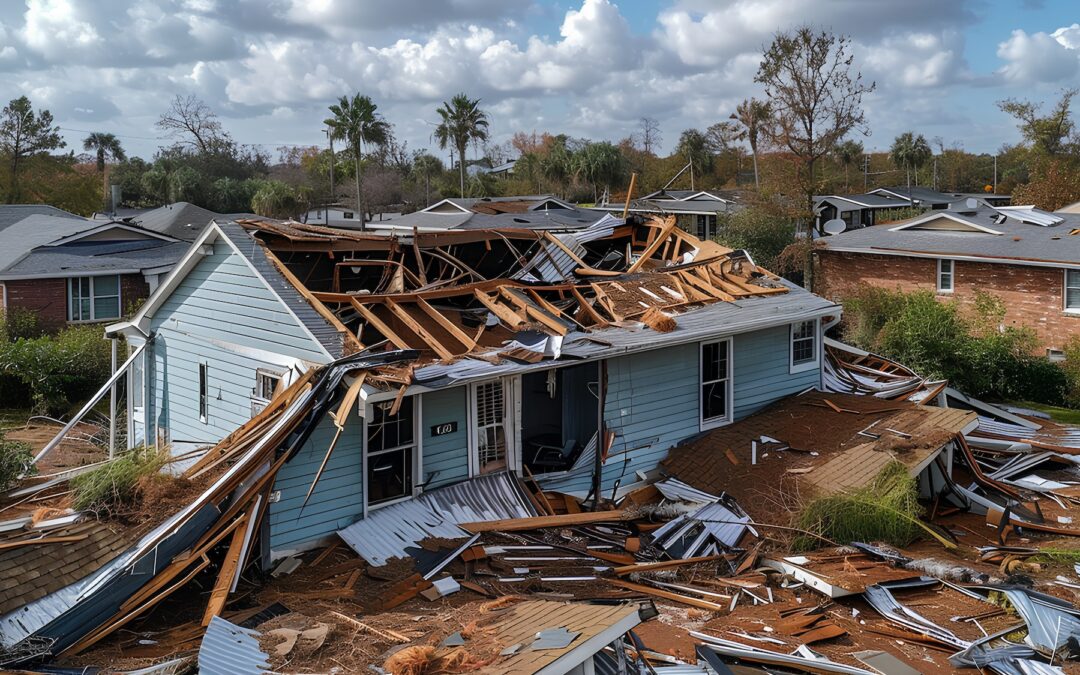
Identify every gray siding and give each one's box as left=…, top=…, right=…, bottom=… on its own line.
left=421, top=387, right=470, bottom=489
left=148, top=239, right=328, bottom=446
left=269, top=412, right=363, bottom=552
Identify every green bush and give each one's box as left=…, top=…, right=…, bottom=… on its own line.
left=0, top=325, right=112, bottom=414
left=70, top=445, right=167, bottom=513
left=0, top=307, right=43, bottom=341
left=841, top=287, right=1068, bottom=405
left=0, top=430, right=34, bottom=492
left=714, top=206, right=797, bottom=272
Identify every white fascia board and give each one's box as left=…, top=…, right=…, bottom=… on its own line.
left=0, top=269, right=143, bottom=281
left=128, top=222, right=222, bottom=326
left=419, top=199, right=471, bottom=214
left=822, top=245, right=1080, bottom=270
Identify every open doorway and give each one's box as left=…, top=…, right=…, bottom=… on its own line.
left=519, top=362, right=599, bottom=475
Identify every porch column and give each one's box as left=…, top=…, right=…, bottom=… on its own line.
left=109, top=337, right=117, bottom=459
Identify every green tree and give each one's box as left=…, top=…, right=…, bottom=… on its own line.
left=755, top=26, right=874, bottom=216
left=541, top=136, right=573, bottom=197
left=0, top=96, right=65, bottom=203
left=997, top=88, right=1077, bottom=156
left=675, top=129, right=713, bottom=188
left=572, top=141, right=627, bottom=201
left=325, top=94, right=390, bottom=227
left=833, top=139, right=864, bottom=191
left=729, top=98, right=772, bottom=189
left=251, top=180, right=307, bottom=219
left=410, top=152, right=443, bottom=207
left=889, top=132, right=932, bottom=190
left=433, top=93, right=490, bottom=197
left=82, top=132, right=126, bottom=211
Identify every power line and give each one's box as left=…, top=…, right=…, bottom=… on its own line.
left=58, top=126, right=163, bottom=142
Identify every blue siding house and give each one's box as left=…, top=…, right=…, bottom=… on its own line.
left=108, top=217, right=840, bottom=560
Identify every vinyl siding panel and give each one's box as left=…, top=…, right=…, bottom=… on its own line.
left=421, top=387, right=469, bottom=489
left=147, top=240, right=328, bottom=447
left=269, top=412, right=363, bottom=552
left=733, top=324, right=820, bottom=419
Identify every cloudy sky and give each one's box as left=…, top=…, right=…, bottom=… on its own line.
left=0, top=0, right=1078, bottom=161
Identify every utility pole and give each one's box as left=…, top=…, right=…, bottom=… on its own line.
left=993, top=155, right=998, bottom=194
left=933, top=156, right=938, bottom=191
left=325, top=128, right=335, bottom=225
left=863, top=154, right=869, bottom=191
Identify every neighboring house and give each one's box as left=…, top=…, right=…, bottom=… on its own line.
left=816, top=202, right=1080, bottom=356
left=373, top=194, right=604, bottom=232
left=107, top=216, right=839, bottom=559
left=0, top=219, right=187, bottom=331
left=596, top=189, right=742, bottom=240
left=302, top=206, right=364, bottom=228
left=813, top=193, right=912, bottom=231
left=1057, top=200, right=1080, bottom=214
left=131, top=202, right=256, bottom=241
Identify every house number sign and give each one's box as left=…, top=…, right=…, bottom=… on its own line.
left=431, top=421, right=458, bottom=436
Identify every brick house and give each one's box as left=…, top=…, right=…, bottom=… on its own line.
left=815, top=202, right=1080, bottom=358
left=0, top=218, right=188, bottom=333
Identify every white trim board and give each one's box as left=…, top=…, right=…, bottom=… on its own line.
left=822, top=246, right=1080, bottom=270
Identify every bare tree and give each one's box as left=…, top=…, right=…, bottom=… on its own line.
left=156, top=94, right=228, bottom=153
left=997, top=88, right=1077, bottom=156
left=637, top=117, right=662, bottom=155
left=756, top=26, right=875, bottom=216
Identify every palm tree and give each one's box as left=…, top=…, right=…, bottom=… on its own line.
left=889, top=132, right=932, bottom=191
left=572, top=142, right=627, bottom=202
left=82, top=132, right=125, bottom=211
left=833, top=139, right=864, bottom=191
left=433, top=93, right=489, bottom=197
left=324, top=94, right=390, bottom=228
left=411, top=153, right=443, bottom=207
left=729, top=98, right=772, bottom=189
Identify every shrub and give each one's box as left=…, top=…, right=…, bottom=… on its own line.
left=70, top=445, right=167, bottom=513
left=795, top=462, right=928, bottom=550
left=0, top=307, right=43, bottom=341
left=714, top=207, right=797, bottom=272
left=0, top=325, right=112, bottom=414
left=841, top=287, right=1068, bottom=406
left=0, top=430, right=34, bottom=492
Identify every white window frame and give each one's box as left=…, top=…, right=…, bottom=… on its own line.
left=699, top=338, right=733, bottom=431
left=937, top=259, right=954, bottom=294
left=198, top=362, right=209, bottom=424
left=68, top=274, right=122, bottom=323
left=362, top=395, right=421, bottom=512
left=1065, top=269, right=1080, bottom=313
left=789, top=319, right=820, bottom=374
left=250, top=368, right=284, bottom=416
left=468, top=378, right=519, bottom=476
left=1047, top=348, right=1066, bottom=363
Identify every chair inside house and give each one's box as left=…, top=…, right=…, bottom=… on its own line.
left=520, top=362, right=598, bottom=474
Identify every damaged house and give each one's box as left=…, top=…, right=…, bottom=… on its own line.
left=94, top=214, right=837, bottom=563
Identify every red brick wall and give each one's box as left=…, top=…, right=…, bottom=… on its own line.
left=3, top=274, right=151, bottom=334
left=815, top=250, right=1080, bottom=353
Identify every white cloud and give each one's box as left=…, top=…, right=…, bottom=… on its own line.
left=22, top=0, right=102, bottom=60
left=861, top=32, right=965, bottom=88
left=997, top=28, right=1079, bottom=83
left=1052, top=23, right=1080, bottom=50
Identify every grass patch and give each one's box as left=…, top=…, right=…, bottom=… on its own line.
left=1031, top=549, right=1080, bottom=565
left=70, top=445, right=168, bottom=513
left=1007, top=400, right=1080, bottom=425
left=794, top=462, right=950, bottom=551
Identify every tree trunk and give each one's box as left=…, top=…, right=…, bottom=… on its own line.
left=354, top=146, right=363, bottom=231
left=752, top=150, right=760, bottom=190
left=458, top=142, right=466, bottom=197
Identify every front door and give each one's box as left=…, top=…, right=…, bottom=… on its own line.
left=471, top=378, right=517, bottom=474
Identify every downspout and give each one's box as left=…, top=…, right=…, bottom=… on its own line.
left=109, top=337, right=117, bottom=459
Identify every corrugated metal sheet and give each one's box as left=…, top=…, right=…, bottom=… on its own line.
left=338, top=472, right=537, bottom=566
left=650, top=497, right=754, bottom=558
left=654, top=477, right=718, bottom=504
left=512, top=214, right=622, bottom=283
left=414, top=279, right=839, bottom=389
left=198, top=615, right=271, bottom=675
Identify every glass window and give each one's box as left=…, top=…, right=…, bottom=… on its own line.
left=366, top=397, right=416, bottom=506
left=474, top=381, right=507, bottom=472
left=199, top=363, right=208, bottom=423
left=792, top=320, right=816, bottom=366
left=67, top=275, right=121, bottom=321
left=1066, top=270, right=1080, bottom=310
left=701, top=340, right=730, bottom=426
left=937, top=259, right=954, bottom=293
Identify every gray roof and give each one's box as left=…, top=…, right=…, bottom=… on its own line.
left=821, top=205, right=1080, bottom=266
left=414, top=277, right=840, bottom=388
left=870, top=186, right=957, bottom=205
left=134, top=202, right=257, bottom=241
left=0, top=214, right=95, bottom=270
left=596, top=199, right=743, bottom=215
left=375, top=203, right=604, bottom=231
left=0, top=240, right=189, bottom=278
left=642, top=189, right=734, bottom=202
left=815, top=193, right=910, bottom=211
left=216, top=221, right=345, bottom=358
left=0, top=204, right=82, bottom=232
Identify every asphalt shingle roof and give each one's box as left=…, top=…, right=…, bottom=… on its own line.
left=0, top=214, right=95, bottom=270
left=134, top=202, right=257, bottom=241
left=822, top=205, right=1080, bottom=266
left=1, top=240, right=189, bottom=277
left=0, top=204, right=82, bottom=232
